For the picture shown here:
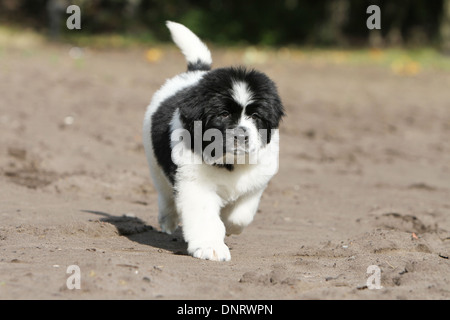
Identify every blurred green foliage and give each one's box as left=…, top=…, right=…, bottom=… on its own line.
left=0, top=0, right=448, bottom=48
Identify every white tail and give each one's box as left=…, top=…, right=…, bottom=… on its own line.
left=166, top=21, right=212, bottom=71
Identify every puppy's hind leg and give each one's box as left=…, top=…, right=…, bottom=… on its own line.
left=152, top=171, right=179, bottom=234
left=158, top=192, right=179, bottom=234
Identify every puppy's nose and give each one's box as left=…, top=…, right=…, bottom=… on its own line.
left=234, top=126, right=249, bottom=142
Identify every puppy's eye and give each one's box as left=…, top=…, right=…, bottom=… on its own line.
left=220, top=111, right=230, bottom=119
left=251, top=113, right=259, bottom=119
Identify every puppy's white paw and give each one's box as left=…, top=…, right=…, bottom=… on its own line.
left=189, top=243, right=231, bottom=261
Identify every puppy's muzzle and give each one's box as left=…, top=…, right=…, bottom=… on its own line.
left=232, top=126, right=250, bottom=153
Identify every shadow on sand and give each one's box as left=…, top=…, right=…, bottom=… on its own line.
left=81, top=210, right=187, bottom=256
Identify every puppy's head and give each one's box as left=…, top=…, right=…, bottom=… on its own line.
left=179, top=67, right=284, bottom=165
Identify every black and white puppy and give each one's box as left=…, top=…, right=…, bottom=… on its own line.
left=143, top=21, right=284, bottom=261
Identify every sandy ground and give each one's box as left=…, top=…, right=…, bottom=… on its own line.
left=0, top=39, right=449, bottom=300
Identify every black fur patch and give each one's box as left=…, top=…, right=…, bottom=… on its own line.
left=187, top=59, right=211, bottom=72
left=150, top=91, right=187, bottom=185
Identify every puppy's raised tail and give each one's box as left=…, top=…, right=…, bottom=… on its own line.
left=166, top=21, right=212, bottom=72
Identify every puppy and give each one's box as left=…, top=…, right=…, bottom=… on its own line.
left=143, top=21, right=284, bottom=261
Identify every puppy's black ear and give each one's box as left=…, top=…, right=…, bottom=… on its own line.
left=270, top=96, right=285, bottom=128
left=261, top=89, right=284, bottom=132
left=261, top=92, right=284, bottom=145
left=246, top=69, right=285, bottom=128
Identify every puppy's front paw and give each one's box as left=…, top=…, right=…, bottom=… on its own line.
left=189, top=243, right=231, bottom=261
